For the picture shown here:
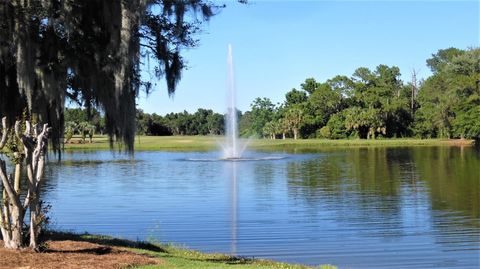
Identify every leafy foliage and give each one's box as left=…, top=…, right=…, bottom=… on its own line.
left=66, top=47, right=479, bottom=142
left=240, top=47, right=478, bottom=140
left=0, top=0, right=233, bottom=151
left=414, top=47, right=479, bottom=139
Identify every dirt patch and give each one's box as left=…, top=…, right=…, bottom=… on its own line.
left=0, top=240, right=160, bottom=269
left=444, top=139, right=475, bottom=146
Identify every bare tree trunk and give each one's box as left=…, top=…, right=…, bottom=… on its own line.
left=293, top=129, right=298, bottom=140
left=22, top=122, right=51, bottom=249
left=0, top=160, right=24, bottom=249
left=0, top=117, right=51, bottom=250
left=0, top=117, right=24, bottom=249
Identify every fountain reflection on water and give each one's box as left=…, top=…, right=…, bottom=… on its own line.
left=185, top=44, right=286, bottom=254
left=229, top=162, right=238, bottom=255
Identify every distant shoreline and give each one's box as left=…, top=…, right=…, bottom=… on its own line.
left=62, top=135, right=476, bottom=151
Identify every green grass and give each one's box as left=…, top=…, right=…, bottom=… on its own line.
left=44, top=231, right=335, bottom=269
left=64, top=135, right=474, bottom=152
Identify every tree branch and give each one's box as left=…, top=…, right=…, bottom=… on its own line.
left=0, top=117, right=7, bottom=150
left=32, top=124, right=50, bottom=188
left=23, top=192, right=31, bottom=211
left=0, top=161, right=22, bottom=210
left=139, top=33, right=157, bottom=43
left=25, top=121, right=31, bottom=137
left=140, top=43, right=158, bottom=55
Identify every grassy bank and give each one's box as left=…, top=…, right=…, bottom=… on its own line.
left=63, top=135, right=474, bottom=151
left=26, top=232, right=334, bottom=269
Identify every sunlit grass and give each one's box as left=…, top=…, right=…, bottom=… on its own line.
left=63, top=135, right=473, bottom=152
left=46, top=231, right=334, bottom=269
left=130, top=244, right=321, bottom=269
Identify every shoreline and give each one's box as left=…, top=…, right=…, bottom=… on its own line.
left=0, top=231, right=334, bottom=269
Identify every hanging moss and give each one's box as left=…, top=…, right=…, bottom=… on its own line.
left=0, top=0, right=224, bottom=152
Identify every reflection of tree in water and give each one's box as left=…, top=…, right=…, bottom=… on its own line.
left=284, top=146, right=480, bottom=245
left=285, top=148, right=409, bottom=238
left=412, top=147, right=479, bottom=225
left=347, top=148, right=404, bottom=197
left=412, top=146, right=480, bottom=246
left=253, top=162, right=277, bottom=189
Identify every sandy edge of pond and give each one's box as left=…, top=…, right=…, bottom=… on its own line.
left=0, top=240, right=160, bottom=269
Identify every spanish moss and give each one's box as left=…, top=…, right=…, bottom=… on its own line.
left=0, top=0, right=223, bottom=153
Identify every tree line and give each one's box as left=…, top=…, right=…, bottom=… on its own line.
left=136, top=109, right=225, bottom=136
left=66, top=47, right=478, bottom=141
left=240, top=47, right=479, bottom=140
left=65, top=107, right=226, bottom=138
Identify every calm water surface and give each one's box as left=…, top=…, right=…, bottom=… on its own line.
left=42, top=146, right=479, bottom=268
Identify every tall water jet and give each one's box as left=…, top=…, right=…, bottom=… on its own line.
left=224, top=44, right=241, bottom=159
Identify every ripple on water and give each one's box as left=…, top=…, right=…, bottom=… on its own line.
left=43, top=148, right=480, bottom=268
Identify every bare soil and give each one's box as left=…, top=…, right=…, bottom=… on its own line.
left=0, top=240, right=160, bottom=269
left=444, top=139, right=475, bottom=146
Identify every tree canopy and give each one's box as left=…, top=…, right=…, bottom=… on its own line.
left=237, top=47, right=479, bottom=141
left=58, top=46, right=479, bottom=142
left=0, top=0, right=229, bottom=152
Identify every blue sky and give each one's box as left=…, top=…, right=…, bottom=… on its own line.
left=137, top=0, right=479, bottom=115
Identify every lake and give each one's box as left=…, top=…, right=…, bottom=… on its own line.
left=42, top=146, right=479, bottom=268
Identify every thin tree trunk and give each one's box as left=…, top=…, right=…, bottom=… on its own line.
left=0, top=118, right=51, bottom=250
left=14, top=162, right=21, bottom=193
left=0, top=160, right=24, bottom=249
left=9, top=202, right=24, bottom=249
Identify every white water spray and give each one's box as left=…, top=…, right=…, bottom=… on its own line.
left=223, top=44, right=246, bottom=159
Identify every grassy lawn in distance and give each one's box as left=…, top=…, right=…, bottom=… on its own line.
left=64, top=135, right=474, bottom=151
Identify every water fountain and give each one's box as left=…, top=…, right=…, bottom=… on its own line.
left=189, top=45, right=283, bottom=162
left=222, top=44, right=247, bottom=159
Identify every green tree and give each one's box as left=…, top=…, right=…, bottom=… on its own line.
left=64, top=121, right=77, bottom=143
left=426, top=47, right=465, bottom=73
left=319, top=112, right=348, bottom=139
left=64, top=108, right=88, bottom=124
left=284, top=106, right=304, bottom=140
left=206, top=113, right=224, bottom=135
left=136, top=109, right=150, bottom=135
left=285, top=88, right=308, bottom=106
left=301, top=78, right=320, bottom=94
left=448, top=48, right=480, bottom=139
left=248, top=97, right=276, bottom=137
left=239, top=111, right=253, bottom=137
left=149, top=113, right=172, bottom=136
left=349, top=65, right=410, bottom=138
left=414, top=47, right=479, bottom=139
left=306, top=82, right=343, bottom=128
left=78, top=122, right=95, bottom=143
left=263, top=121, right=277, bottom=139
